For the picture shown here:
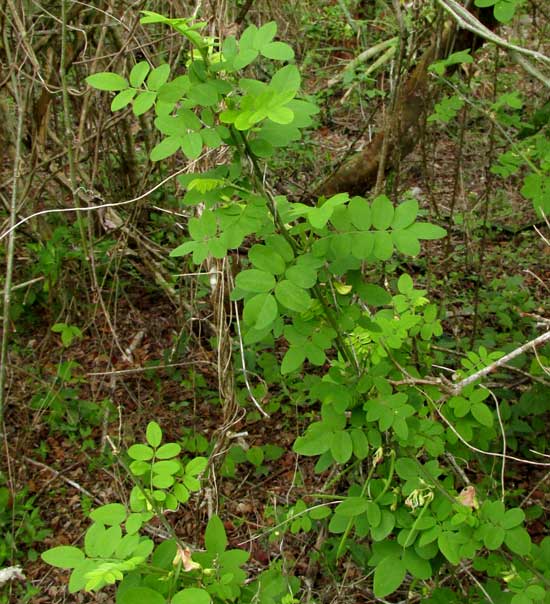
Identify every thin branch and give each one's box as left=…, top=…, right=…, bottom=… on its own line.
left=451, top=330, right=550, bottom=394
left=509, top=49, right=550, bottom=88
left=520, top=470, right=550, bottom=508
left=0, top=165, right=192, bottom=242
left=432, top=343, right=550, bottom=388
left=0, top=7, right=25, bottom=429
left=433, top=397, right=550, bottom=467
left=235, top=0, right=254, bottom=24
left=23, top=456, right=101, bottom=503
left=487, top=388, right=506, bottom=501
left=232, top=299, right=269, bottom=419
left=437, top=0, right=550, bottom=67
left=462, top=565, right=495, bottom=603
left=61, top=0, right=90, bottom=285
left=87, top=360, right=216, bottom=377
left=0, top=276, right=44, bottom=296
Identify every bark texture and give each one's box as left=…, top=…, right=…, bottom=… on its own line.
left=316, top=8, right=497, bottom=198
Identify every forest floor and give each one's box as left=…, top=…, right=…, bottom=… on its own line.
left=6, top=134, right=550, bottom=603
left=3, top=26, right=550, bottom=604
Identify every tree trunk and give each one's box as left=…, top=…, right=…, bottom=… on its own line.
left=316, top=8, right=497, bottom=197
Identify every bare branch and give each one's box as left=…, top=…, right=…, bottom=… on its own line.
left=451, top=330, right=550, bottom=394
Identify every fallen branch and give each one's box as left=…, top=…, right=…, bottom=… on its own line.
left=437, top=0, right=550, bottom=67
left=451, top=330, right=550, bottom=394
left=23, top=456, right=101, bottom=503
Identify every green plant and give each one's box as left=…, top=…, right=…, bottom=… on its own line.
left=474, top=0, right=525, bottom=23
left=0, top=473, right=50, bottom=566
left=42, top=421, right=297, bottom=603
left=0, top=473, right=49, bottom=604
left=51, top=322, right=83, bottom=347
left=484, top=90, right=550, bottom=218
left=41, top=9, right=550, bottom=603
left=29, top=360, right=111, bottom=441
left=20, top=225, right=114, bottom=318
left=221, top=442, right=284, bottom=478
left=127, top=421, right=207, bottom=512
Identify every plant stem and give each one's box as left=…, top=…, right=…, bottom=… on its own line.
left=336, top=449, right=395, bottom=559
left=232, top=128, right=357, bottom=368
left=110, top=443, right=190, bottom=550
left=0, top=5, right=25, bottom=430
left=60, top=0, right=91, bottom=291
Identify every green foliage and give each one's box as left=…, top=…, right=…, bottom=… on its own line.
left=46, top=8, right=550, bottom=604
left=127, top=421, right=206, bottom=512
left=429, top=50, right=473, bottom=76
left=220, top=442, right=284, bottom=477
left=428, top=94, right=464, bottom=124
left=14, top=223, right=114, bottom=326
left=51, top=322, right=82, bottom=347
left=488, top=91, right=550, bottom=217
left=41, top=422, right=296, bottom=603
left=28, top=360, right=110, bottom=442
left=86, top=18, right=310, bottom=164
left=474, top=0, right=524, bottom=23
left=0, top=474, right=50, bottom=566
